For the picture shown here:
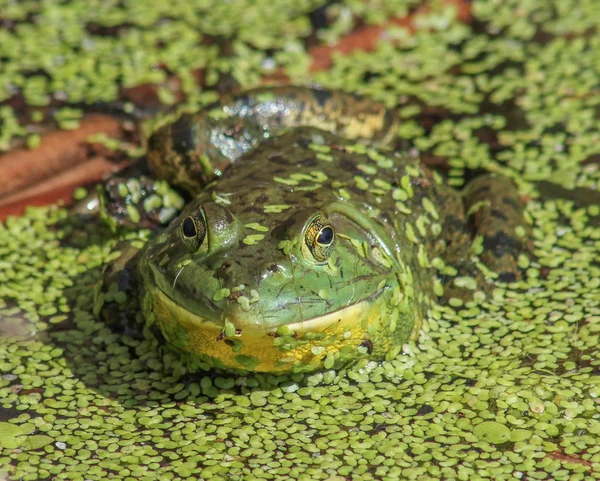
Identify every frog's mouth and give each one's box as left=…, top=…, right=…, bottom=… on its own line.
left=151, top=283, right=378, bottom=334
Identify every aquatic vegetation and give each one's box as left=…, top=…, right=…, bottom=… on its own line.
left=0, top=0, right=599, bottom=479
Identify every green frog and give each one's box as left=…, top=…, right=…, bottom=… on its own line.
left=94, top=86, right=530, bottom=373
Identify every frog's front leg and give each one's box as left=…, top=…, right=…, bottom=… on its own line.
left=98, top=174, right=185, bottom=233
left=93, top=240, right=144, bottom=335
left=146, top=86, right=400, bottom=193
left=70, top=155, right=186, bottom=233
left=92, top=173, right=183, bottom=338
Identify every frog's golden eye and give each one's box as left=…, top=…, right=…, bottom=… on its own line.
left=181, top=212, right=206, bottom=251
left=305, top=215, right=335, bottom=263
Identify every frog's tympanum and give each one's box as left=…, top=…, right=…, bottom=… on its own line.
left=95, top=86, right=530, bottom=373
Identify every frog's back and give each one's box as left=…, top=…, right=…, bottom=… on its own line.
left=204, top=126, right=443, bottom=297
left=147, top=86, right=400, bottom=194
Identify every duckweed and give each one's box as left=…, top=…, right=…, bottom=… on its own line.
left=1, top=0, right=600, bottom=480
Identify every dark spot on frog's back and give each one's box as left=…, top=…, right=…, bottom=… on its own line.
left=445, top=215, right=467, bottom=239
left=340, top=158, right=357, bottom=172
left=379, top=211, right=393, bottom=224
left=170, top=114, right=196, bottom=157
left=312, top=89, right=332, bottom=107
left=483, top=231, right=522, bottom=257
left=242, top=205, right=263, bottom=215
left=256, top=193, right=268, bottom=204
left=491, top=209, right=508, bottom=221
left=215, top=262, right=235, bottom=280
left=294, top=135, right=313, bottom=149
left=270, top=216, right=296, bottom=240
left=294, top=190, right=318, bottom=202
left=299, top=157, right=318, bottom=167
left=502, top=196, right=522, bottom=211
left=498, top=272, right=517, bottom=283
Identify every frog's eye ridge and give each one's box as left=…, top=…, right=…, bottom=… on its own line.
left=181, top=212, right=206, bottom=251
left=305, top=215, right=335, bottom=263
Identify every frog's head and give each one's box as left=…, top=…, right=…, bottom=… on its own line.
left=139, top=188, right=421, bottom=373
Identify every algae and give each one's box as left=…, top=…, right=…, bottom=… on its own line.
left=1, top=0, right=600, bottom=480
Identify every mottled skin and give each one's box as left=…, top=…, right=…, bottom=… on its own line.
left=146, top=87, right=399, bottom=193
left=96, top=86, right=530, bottom=373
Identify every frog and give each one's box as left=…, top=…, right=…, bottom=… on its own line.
left=93, top=86, right=531, bottom=374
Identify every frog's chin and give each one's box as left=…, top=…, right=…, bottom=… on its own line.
left=147, top=284, right=393, bottom=373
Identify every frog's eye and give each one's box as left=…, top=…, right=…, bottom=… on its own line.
left=305, top=215, right=335, bottom=263
left=181, top=212, right=206, bottom=251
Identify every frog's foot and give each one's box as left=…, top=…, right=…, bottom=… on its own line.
left=93, top=240, right=143, bottom=335
left=98, top=175, right=185, bottom=233
left=463, top=174, right=532, bottom=283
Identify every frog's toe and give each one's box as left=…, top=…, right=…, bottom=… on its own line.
left=98, top=175, right=185, bottom=233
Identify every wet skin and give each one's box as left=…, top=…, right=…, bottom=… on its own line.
left=96, top=86, right=531, bottom=373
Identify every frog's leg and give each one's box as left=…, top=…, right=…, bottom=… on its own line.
left=427, top=182, right=481, bottom=301
left=97, top=173, right=185, bottom=233
left=146, top=86, right=400, bottom=193
left=434, top=174, right=531, bottom=301
left=93, top=240, right=145, bottom=336
left=91, top=176, right=182, bottom=337
left=462, top=174, right=531, bottom=283
left=70, top=157, right=186, bottom=233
